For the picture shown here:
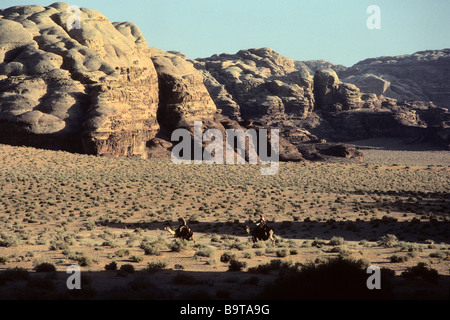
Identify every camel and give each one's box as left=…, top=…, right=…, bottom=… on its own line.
left=245, top=223, right=275, bottom=245
left=165, top=218, right=195, bottom=244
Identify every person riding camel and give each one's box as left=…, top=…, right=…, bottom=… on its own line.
left=256, top=214, right=269, bottom=233
left=178, top=217, right=189, bottom=233
left=256, top=214, right=266, bottom=227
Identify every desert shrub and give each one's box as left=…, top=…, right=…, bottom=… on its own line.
left=194, top=246, right=215, bottom=258
left=311, top=238, right=327, bottom=248
left=105, top=261, right=118, bottom=271
left=359, top=240, right=370, bottom=247
left=328, top=246, right=352, bottom=258
left=129, top=255, right=144, bottom=263
left=248, top=259, right=295, bottom=275
left=390, top=254, right=409, bottom=263
left=381, top=215, right=398, bottom=223
left=0, top=267, right=30, bottom=282
left=377, top=234, right=399, bottom=248
left=49, top=241, right=70, bottom=251
left=140, top=240, right=165, bottom=256
left=228, top=259, right=247, bottom=272
left=265, top=247, right=275, bottom=254
left=0, top=256, right=9, bottom=264
left=119, top=264, right=135, bottom=274
left=401, top=262, right=439, bottom=283
left=300, top=241, right=312, bottom=248
left=429, top=250, right=449, bottom=259
left=220, top=252, right=236, bottom=263
left=146, top=261, right=167, bottom=273
left=114, top=249, right=130, bottom=257
left=34, top=262, right=56, bottom=273
left=0, top=234, right=21, bottom=247
left=399, top=242, right=422, bottom=253
left=328, top=236, right=345, bottom=246
left=228, top=242, right=249, bottom=251
left=252, top=242, right=265, bottom=249
left=258, top=257, right=393, bottom=299
left=101, top=240, right=119, bottom=248
left=276, top=249, right=289, bottom=258
left=67, top=252, right=93, bottom=266
left=254, top=250, right=264, bottom=256
left=169, top=239, right=191, bottom=252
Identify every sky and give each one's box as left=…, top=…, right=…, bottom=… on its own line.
left=1, top=0, right=449, bottom=67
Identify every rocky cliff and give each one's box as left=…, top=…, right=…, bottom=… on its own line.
left=340, top=49, right=450, bottom=110
left=196, top=49, right=449, bottom=150
left=0, top=3, right=159, bottom=157
left=0, top=3, right=448, bottom=161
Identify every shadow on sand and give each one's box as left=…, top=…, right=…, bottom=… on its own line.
left=105, top=216, right=449, bottom=244
left=0, top=261, right=448, bottom=301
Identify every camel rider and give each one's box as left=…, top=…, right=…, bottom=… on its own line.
left=256, top=214, right=266, bottom=228
left=176, top=218, right=190, bottom=234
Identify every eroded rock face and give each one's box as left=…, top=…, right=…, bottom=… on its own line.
left=0, top=3, right=159, bottom=157
left=150, top=48, right=217, bottom=133
left=194, top=48, right=322, bottom=152
left=196, top=48, right=315, bottom=120
left=314, top=69, right=362, bottom=112
left=1, top=3, right=448, bottom=161
left=341, top=49, right=450, bottom=109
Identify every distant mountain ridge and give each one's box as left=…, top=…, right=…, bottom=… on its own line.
left=299, top=49, right=450, bottom=110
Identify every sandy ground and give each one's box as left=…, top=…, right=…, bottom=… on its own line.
left=0, top=142, right=448, bottom=300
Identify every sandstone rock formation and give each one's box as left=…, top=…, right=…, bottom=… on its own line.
left=195, top=48, right=323, bottom=152
left=0, top=3, right=159, bottom=157
left=150, top=48, right=217, bottom=133
left=0, top=3, right=448, bottom=161
left=197, top=48, right=449, bottom=149
left=313, top=69, right=362, bottom=112
left=196, top=48, right=315, bottom=120
left=340, top=49, right=450, bottom=109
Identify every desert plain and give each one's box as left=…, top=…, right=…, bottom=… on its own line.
left=0, top=138, right=448, bottom=300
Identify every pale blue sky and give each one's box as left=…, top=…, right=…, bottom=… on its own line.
left=2, top=0, right=449, bottom=66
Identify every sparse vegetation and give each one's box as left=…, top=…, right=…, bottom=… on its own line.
left=258, top=257, right=393, bottom=299
left=401, top=262, right=439, bottom=283
left=34, top=262, right=56, bottom=273
left=0, top=144, right=448, bottom=299
left=228, top=259, right=247, bottom=272
left=377, top=234, right=399, bottom=248
left=146, top=261, right=167, bottom=273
